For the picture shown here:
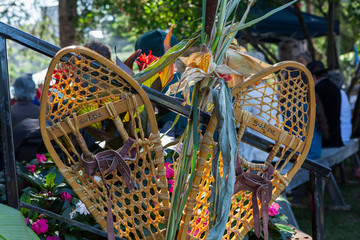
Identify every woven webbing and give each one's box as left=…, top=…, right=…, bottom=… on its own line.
left=180, top=62, right=315, bottom=239
left=39, top=46, right=169, bottom=239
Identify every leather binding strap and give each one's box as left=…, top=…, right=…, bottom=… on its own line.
left=82, top=138, right=137, bottom=240
left=234, top=156, right=274, bottom=240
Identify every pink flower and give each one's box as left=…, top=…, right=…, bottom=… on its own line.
left=26, top=218, right=29, bottom=225
left=26, top=165, right=36, bottom=173
left=268, top=202, right=280, bottom=216
left=168, top=179, right=174, bottom=193
left=195, top=217, right=208, bottom=227
left=36, top=153, right=47, bottom=163
left=31, top=218, right=48, bottom=235
left=60, top=192, right=72, bottom=202
left=46, top=236, right=61, bottom=240
left=164, top=162, right=174, bottom=179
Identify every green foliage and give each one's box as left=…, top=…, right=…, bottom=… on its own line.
left=14, top=154, right=100, bottom=240
left=339, top=0, right=360, bottom=54
left=0, top=0, right=29, bottom=27
left=245, top=199, right=295, bottom=240
left=78, top=0, right=202, bottom=40
left=1, top=1, right=57, bottom=82
left=0, top=204, right=39, bottom=240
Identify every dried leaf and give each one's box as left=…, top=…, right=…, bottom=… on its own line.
left=158, top=25, right=176, bottom=91
left=225, top=46, right=270, bottom=77
left=208, top=79, right=238, bottom=239
left=123, top=49, right=142, bottom=71
left=116, top=56, right=134, bottom=76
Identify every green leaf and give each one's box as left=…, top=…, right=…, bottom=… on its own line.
left=18, top=172, right=44, bottom=189
left=274, top=223, right=296, bottom=234
left=133, top=31, right=200, bottom=83
left=45, top=168, right=56, bottom=189
left=63, top=232, right=78, bottom=240
left=0, top=204, right=39, bottom=240
left=54, top=172, right=65, bottom=186
left=275, top=195, right=290, bottom=203
left=216, top=0, right=298, bottom=63
left=277, top=213, right=289, bottom=223
left=230, top=0, right=298, bottom=34
left=19, top=193, right=31, bottom=216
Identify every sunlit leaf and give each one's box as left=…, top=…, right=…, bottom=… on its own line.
left=0, top=204, right=39, bottom=240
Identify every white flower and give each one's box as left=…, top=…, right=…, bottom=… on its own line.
left=75, top=201, right=90, bottom=215
left=94, top=176, right=101, bottom=183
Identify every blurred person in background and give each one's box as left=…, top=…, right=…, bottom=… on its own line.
left=11, top=74, right=40, bottom=127
left=307, top=61, right=343, bottom=147
left=84, top=40, right=112, bottom=60
left=328, top=69, right=352, bottom=144
left=295, top=51, right=312, bottom=66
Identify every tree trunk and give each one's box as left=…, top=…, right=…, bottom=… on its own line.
left=59, top=0, right=77, bottom=47
left=346, top=62, right=360, bottom=95
left=326, top=0, right=339, bottom=70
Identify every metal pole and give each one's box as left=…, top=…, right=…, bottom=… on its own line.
left=0, top=36, right=19, bottom=208
left=309, top=171, right=325, bottom=240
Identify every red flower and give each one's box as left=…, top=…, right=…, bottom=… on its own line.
left=36, top=153, right=47, bottom=163
left=135, top=50, right=159, bottom=71
left=60, top=192, right=72, bottom=202
left=31, top=218, right=48, bottom=235
left=26, top=165, right=36, bottom=173
left=219, top=73, right=232, bottom=82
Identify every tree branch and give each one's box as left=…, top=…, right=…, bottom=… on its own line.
left=241, top=29, right=278, bottom=64
left=293, top=3, right=316, bottom=60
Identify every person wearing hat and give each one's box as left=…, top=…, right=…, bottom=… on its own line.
left=135, top=29, right=178, bottom=57
left=11, top=74, right=40, bottom=127
left=307, top=61, right=343, bottom=147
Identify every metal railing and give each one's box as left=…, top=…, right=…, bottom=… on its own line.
left=0, top=21, right=330, bottom=240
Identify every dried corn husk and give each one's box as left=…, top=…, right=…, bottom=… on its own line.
left=225, top=45, right=271, bottom=78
